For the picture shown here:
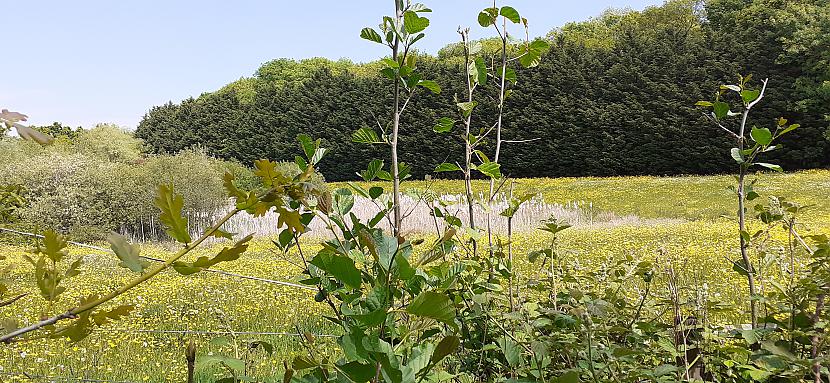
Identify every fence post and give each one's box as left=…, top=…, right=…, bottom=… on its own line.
left=675, top=315, right=704, bottom=381
left=186, top=339, right=196, bottom=383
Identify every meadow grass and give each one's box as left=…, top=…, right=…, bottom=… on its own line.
left=1, top=170, right=828, bottom=381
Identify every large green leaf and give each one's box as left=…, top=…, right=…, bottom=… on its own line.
left=730, top=148, right=744, bottom=164
left=497, top=336, right=521, bottom=367
left=310, top=253, right=362, bottom=289
left=434, top=163, right=461, bottom=173
left=478, top=7, right=498, bottom=27
left=499, top=6, right=521, bottom=23
left=750, top=127, right=772, bottom=146
left=107, top=232, right=145, bottom=273
left=519, top=39, right=549, bottom=68
left=473, top=162, right=501, bottom=179
left=41, top=230, right=68, bottom=263
left=555, top=370, right=581, bottom=383
left=360, top=28, right=383, bottom=44
left=197, top=355, right=245, bottom=373
left=456, top=101, right=478, bottom=117
left=254, top=159, right=283, bottom=187
left=713, top=101, right=730, bottom=120
left=417, top=80, right=441, bottom=94
left=755, top=162, right=783, bottom=172
left=360, top=159, right=384, bottom=181
left=406, top=291, right=455, bottom=325
left=433, top=117, right=455, bottom=133
left=403, top=11, right=429, bottom=34
left=431, top=336, right=460, bottom=363
left=155, top=184, right=191, bottom=244
left=740, top=89, right=760, bottom=104
left=473, top=57, right=487, bottom=85
left=352, top=127, right=383, bottom=144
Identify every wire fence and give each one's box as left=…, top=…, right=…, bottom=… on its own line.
left=97, top=328, right=339, bottom=338
left=0, top=372, right=139, bottom=383
left=0, top=227, right=315, bottom=291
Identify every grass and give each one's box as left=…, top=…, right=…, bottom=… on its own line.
left=1, top=169, right=828, bottom=381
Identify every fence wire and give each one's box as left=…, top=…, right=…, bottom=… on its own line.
left=0, top=372, right=138, bottom=383
left=97, top=328, right=339, bottom=338
left=0, top=227, right=315, bottom=291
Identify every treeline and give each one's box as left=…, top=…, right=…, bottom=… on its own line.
left=135, top=0, right=830, bottom=181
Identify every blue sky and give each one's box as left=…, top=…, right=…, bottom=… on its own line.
left=1, top=1, right=662, bottom=129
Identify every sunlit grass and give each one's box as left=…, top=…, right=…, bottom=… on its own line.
left=1, top=170, right=828, bottom=381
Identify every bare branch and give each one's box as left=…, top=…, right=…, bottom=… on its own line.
left=702, top=112, right=740, bottom=139
left=503, top=137, right=542, bottom=144
left=746, top=78, right=769, bottom=110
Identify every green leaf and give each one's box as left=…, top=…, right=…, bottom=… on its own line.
left=417, top=80, right=441, bottom=94
left=730, top=148, right=744, bottom=164
left=333, top=188, right=354, bottom=216
left=107, top=232, right=145, bottom=273
left=555, top=370, right=580, bottom=383
left=741, top=329, right=759, bottom=344
left=654, top=364, right=679, bottom=377
left=695, top=101, right=713, bottom=107
left=519, top=39, right=549, bottom=68
left=310, top=253, right=362, bottom=289
left=435, top=163, right=461, bottom=173
left=369, top=186, right=383, bottom=200
left=499, top=6, right=521, bottom=23
left=155, top=184, right=191, bottom=244
left=40, top=230, right=68, bottom=263
left=779, top=123, right=799, bottom=136
left=360, top=159, right=384, bottom=181
left=504, top=68, right=517, bottom=85
left=473, top=162, right=501, bottom=179
left=478, top=10, right=495, bottom=27
left=173, top=235, right=252, bottom=275
left=740, top=89, right=760, bottom=104
left=254, top=159, right=282, bottom=187
left=456, top=101, right=478, bottom=117
left=497, top=336, right=521, bottom=367
left=352, top=127, right=383, bottom=144
left=431, top=336, right=460, bottom=363
left=750, top=127, right=772, bottom=146
left=755, top=162, right=783, bottom=172
left=713, top=101, right=730, bottom=120
left=721, top=84, right=742, bottom=92
left=403, top=11, right=429, bottom=34
left=433, top=117, right=454, bottom=133
left=339, top=361, right=376, bottom=382
left=197, top=355, right=245, bottom=373
left=90, top=305, right=134, bottom=326
left=473, top=57, right=487, bottom=85
left=407, top=291, right=455, bottom=325
left=360, top=28, right=383, bottom=44
left=297, top=134, right=315, bottom=160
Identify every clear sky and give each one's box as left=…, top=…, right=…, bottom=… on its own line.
left=1, top=1, right=663, bottom=130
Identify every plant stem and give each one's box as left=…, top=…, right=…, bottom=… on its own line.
left=459, top=28, right=477, bottom=256
left=0, top=208, right=241, bottom=343
left=390, top=0, right=403, bottom=237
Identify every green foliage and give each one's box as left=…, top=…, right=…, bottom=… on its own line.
left=135, top=0, right=830, bottom=181
left=0, top=129, right=265, bottom=240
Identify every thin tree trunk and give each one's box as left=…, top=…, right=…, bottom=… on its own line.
left=812, top=293, right=826, bottom=383
left=390, top=0, right=402, bottom=237
left=487, top=14, right=510, bottom=256
left=460, top=29, right=477, bottom=255
left=738, top=109, right=758, bottom=328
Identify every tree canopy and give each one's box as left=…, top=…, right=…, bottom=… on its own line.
left=135, top=0, right=830, bottom=181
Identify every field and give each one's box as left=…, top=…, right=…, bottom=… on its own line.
left=1, top=170, right=829, bottom=382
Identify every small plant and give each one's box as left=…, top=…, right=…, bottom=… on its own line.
left=697, top=74, right=800, bottom=328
